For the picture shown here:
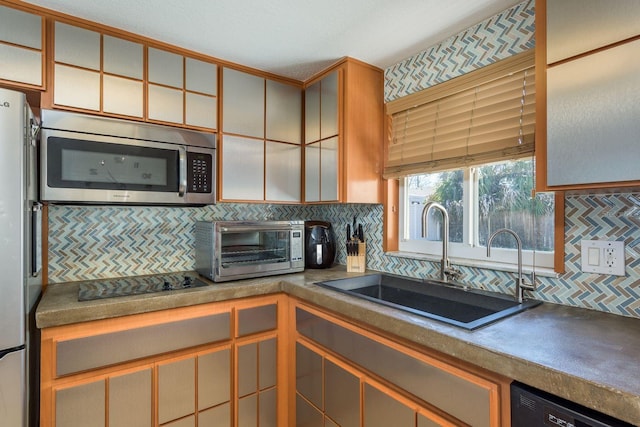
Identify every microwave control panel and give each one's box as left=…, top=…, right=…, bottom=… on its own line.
left=291, top=230, right=303, bottom=262
left=187, top=152, right=213, bottom=193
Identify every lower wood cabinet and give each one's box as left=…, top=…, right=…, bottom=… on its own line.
left=41, top=295, right=286, bottom=427
left=292, top=300, right=511, bottom=427
left=42, top=293, right=510, bottom=427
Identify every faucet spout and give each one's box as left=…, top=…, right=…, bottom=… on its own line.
left=421, top=202, right=460, bottom=283
left=486, top=228, right=534, bottom=303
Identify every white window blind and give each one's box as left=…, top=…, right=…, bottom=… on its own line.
left=385, top=50, right=535, bottom=179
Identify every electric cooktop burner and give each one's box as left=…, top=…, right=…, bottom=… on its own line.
left=78, top=273, right=208, bottom=301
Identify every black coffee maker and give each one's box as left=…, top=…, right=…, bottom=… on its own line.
left=304, top=221, right=336, bottom=269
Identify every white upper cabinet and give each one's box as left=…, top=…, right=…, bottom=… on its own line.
left=546, top=39, right=640, bottom=186
left=186, top=58, right=217, bottom=96
left=148, top=48, right=183, bottom=87
left=546, top=0, right=640, bottom=63
left=320, top=71, right=339, bottom=139
left=103, top=35, right=143, bottom=79
left=304, top=70, right=340, bottom=202
left=222, top=68, right=265, bottom=138
left=266, top=80, right=301, bottom=144
left=54, top=22, right=100, bottom=70
left=542, top=0, right=640, bottom=189
left=50, top=21, right=217, bottom=127
left=0, top=5, right=43, bottom=87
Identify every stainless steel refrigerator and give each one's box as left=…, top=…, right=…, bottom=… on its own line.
left=0, top=87, right=42, bottom=427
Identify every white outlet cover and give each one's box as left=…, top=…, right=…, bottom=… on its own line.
left=580, top=240, right=625, bottom=276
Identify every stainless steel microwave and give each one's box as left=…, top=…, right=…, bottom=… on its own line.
left=195, top=220, right=305, bottom=282
left=40, top=109, right=216, bottom=205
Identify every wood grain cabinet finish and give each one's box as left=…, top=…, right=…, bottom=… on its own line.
left=537, top=0, right=640, bottom=191
left=0, top=4, right=43, bottom=88
left=294, top=303, right=509, bottom=427
left=304, top=59, right=383, bottom=203
left=41, top=296, right=285, bottom=427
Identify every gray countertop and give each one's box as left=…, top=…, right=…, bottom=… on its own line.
left=36, top=267, right=640, bottom=425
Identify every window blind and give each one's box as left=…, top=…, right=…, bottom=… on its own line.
left=385, top=50, right=535, bottom=179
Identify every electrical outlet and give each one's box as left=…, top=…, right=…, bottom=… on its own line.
left=580, top=240, right=625, bottom=276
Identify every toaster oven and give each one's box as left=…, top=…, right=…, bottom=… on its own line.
left=195, top=220, right=305, bottom=282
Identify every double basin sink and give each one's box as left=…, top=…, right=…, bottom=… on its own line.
left=315, top=273, right=541, bottom=330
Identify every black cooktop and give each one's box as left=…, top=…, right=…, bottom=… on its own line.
left=78, top=273, right=208, bottom=301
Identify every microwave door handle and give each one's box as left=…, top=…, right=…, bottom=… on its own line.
left=178, top=146, right=187, bottom=197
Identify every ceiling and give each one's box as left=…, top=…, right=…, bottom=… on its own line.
left=24, top=0, right=523, bottom=81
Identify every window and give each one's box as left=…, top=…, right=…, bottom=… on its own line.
left=399, top=157, right=555, bottom=269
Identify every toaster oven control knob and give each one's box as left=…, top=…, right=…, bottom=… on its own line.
left=162, top=280, right=172, bottom=290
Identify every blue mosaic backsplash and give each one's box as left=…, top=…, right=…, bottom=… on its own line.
left=384, top=0, right=535, bottom=102
left=48, top=193, right=640, bottom=319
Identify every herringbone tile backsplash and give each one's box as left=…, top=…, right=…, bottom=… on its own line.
left=48, top=193, right=640, bottom=319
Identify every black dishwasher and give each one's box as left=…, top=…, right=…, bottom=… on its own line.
left=511, top=382, right=634, bottom=427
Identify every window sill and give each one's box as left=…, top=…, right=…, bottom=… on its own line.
left=385, top=250, right=560, bottom=279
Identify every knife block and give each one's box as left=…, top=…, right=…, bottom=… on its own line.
left=346, top=242, right=366, bottom=273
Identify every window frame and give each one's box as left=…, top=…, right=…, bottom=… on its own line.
left=397, top=160, right=556, bottom=273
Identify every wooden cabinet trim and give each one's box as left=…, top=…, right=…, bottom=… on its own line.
left=292, top=298, right=510, bottom=427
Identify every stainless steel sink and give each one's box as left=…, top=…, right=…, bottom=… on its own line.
left=315, top=273, right=541, bottom=330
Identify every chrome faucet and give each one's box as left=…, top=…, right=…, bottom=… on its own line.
left=421, top=201, right=461, bottom=283
left=486, top=228, right=536, bottom=303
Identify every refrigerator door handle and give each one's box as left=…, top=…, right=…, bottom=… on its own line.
left=31, top=203, right=42, bottom=277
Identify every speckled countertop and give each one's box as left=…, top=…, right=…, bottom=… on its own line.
left=36, top=266, right=640, bottom=425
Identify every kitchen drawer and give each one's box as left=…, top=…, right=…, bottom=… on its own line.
left=56, top=312, right=230, bottom=376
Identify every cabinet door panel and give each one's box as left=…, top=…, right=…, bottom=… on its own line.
left=259, top=388, right=277, bottom=427
left=198, top=348, right=231, bottom=410
left=320, top=137, right=339, bottom=201
left=295, top=342, right=322, bottom=409
left=148, top=48, right=183, bottom=87
left=186, top=58, right=217, bottom=96
left=158, top=358, right=196, bottom=424
left=238, top=342, right=258, bottom=397
left=296, top=394, right=323, bottom=427
left=0, top=44, right=42, bottom=86
left=109, top=368, right=152, bottom=427
left=186, top=92, right=217, bottom=129
left=364, top=383, right=415, bottom=427
left=238, top=394, right=257, bottom=427
left=0, top=5, right=41, bottom=49
left=266, top=80, right=301, bottom=143
left=259, top=338, right=277, bottom=390
left=320, top=71, right=339, bottom=139
left=0, top=6, right=42, bottom=49
left=265, top=142, right=300, bottom=202
left=418, top=413, right=444, bottom=427
left=164, top=414, right=195, bottom=427
left=103, top=35, right=143, bottom=79
left=199, top=402, right=231, bottom=426
left=222, top=68, right=264, bottom=138
left=304, top=81, right=320, bottom=143
left=547, top=0, right=640, bottom=63
left=221, top=135, right=264, bottom=200
left=54, top=22, right=100, bottom=69
left=304, top=142, right=320, bottom=202
left=324, top=360, right=359, bottom=427
left=54, top=64, right=100, bottom=110
left=55, top=379, right=105, bottom=427
left=148, top=84, right=184, bottom=124
left=547, top=40, right=640, bottom=186
left=103, top=75, right=143, bottom=118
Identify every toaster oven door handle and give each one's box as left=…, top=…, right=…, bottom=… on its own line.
left=178, top=146, right=187, bottom=197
